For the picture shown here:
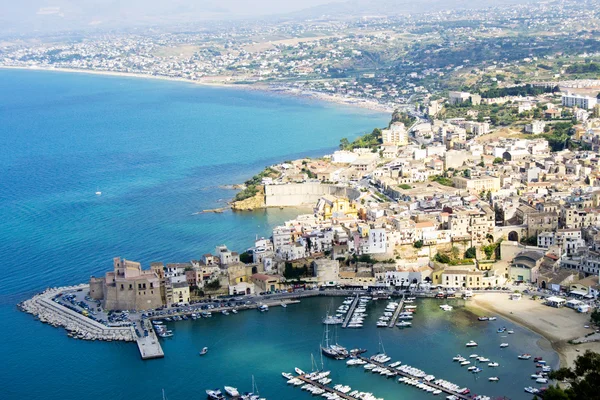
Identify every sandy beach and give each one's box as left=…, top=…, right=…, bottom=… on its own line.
left=0, top=65, right=394, bottom=114
left=467, top=292, right=600, bottom=368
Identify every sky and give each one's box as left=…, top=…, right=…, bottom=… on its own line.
left=0, top=0, right=538, bottom=35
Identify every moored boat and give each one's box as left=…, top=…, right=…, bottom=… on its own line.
left=206, top=389, right=225, bottom=400
left=224, top=386, right=240, bottom=397
left=199, top=347, right=208, bottom=355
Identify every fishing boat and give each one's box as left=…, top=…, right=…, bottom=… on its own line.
left=206, top=389, right=225, bottom=400
left=465, top=341, right=478, bottom=347
left=224, top=386, right=240, bottom=397
left=199, top=347, right=208, bottom=355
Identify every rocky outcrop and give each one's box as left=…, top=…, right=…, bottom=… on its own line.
left=231, top=185, right=266, bottom=211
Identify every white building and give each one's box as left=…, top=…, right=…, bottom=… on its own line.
left=382, top=122, right=408, bottom=146
left=525, top=120, right=546, bottom=134
left=331, top=150, right=359, bottom=164
left=365, top=227, right=387, bottom=254
left=562, top=93, right=598, bottom=110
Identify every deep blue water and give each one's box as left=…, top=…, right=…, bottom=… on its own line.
left=0, top=70, right=556, bottom=400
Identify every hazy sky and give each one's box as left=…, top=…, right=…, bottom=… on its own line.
left=0, top=0, right=538, bottom=35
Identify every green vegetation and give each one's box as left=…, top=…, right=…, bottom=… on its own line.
left=435, top=253, right=451, bottom=264
left=205, top=279, right=221, bottom=290
left=234, top=167, right=278, bottom=202
left=464, top=247, right=477, bottom=259
left=493, top=157, right=504, bottom=165
left=413, top=240, right=423, bottom=249
left=283, top=262, right=310, bottom=280
left=566, top=63, right=600, bottom=74
left=591, top=309, right=600, bottom=326
left=391, top=110, right=417, bottom=127
left=302, top=167, right=317, bottom=179
left=431, top=175, right=454, bottom=187
left=339, top=128, right=383, bottom=151
left=480, top=84, right=558, bottom=98
left=538, top=121, right=575, bottom=152
left=398, top=184, right=412, bottom=190
left=537, top=351, right=600, bottom=400
left=239, top=251, right=253, bottom=264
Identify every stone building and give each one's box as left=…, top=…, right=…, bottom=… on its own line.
left=90, top=257, right=164, bottom=311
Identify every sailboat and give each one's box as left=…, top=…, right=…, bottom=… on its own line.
left=370, top=333, right=390, bottom=363
left=240, top=375, right=266, bottom=400
left=321, top=322, right=348, bottom=359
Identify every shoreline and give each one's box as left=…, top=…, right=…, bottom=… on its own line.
left=0, top=65, right=394, bottom=114
left=466, top=293, right=600, bottom=369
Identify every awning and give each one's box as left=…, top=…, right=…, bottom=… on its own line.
left=570, top=290, right=587, bottom=296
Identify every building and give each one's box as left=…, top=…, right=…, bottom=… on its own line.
left=525, top=121, right=546, bottom=134
left=452, top=176, right=501, bottom=193
left=382, top=122, right=408, bottom=146
left=511, top=250, right=544, bottom=283
left=251, top=273, right=283, bottom=293
left=90, top=257, right=163, bottom=311
left=449, top=91, right=472, bottom=105
left=562, top=93, right=598, bottom=110
left=312, top=259, right=340, bottom=285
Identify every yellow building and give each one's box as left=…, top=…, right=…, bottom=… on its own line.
left=318, top=196, right=358, bottom=220
left=172, top=281, right=190, bottom=305
left=452, top=176, right=501, bottom=193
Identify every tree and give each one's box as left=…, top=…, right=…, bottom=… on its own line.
left=435, top=253, right=451, bottom=264
left=493, top=157, right=504, bottom=164
left=591, top=309, right=600, bottom=326
left=465, top=247, right=477, bottom=259
left=239, top=251, right=253, bottom=264
left=585, top=176, right=591, bottom=185
left=548, top=350, right=600, bottom=399
left=414, top=240, right=423, bottom=249
left=534, top=385, right=570, bottom=400
left=450, top=246, right=460, bottom=260
left=339, top=138, right=350, bottom=150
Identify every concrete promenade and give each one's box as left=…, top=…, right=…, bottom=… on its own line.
left=388, top=294, right=405, bottom=328
left=341, top=295, right=359, bottom=328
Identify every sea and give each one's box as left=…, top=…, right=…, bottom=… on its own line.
left=0, top=69, right=556, bottom=400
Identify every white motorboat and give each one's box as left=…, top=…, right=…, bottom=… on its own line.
left=396, top=321, right=412, bottom=327
left=518, top=354, right=532, bottom=360
left=460, top=361, right=470, bottom=366
left=488, top=362, right=499, bottom=367
left=507, top=330, right=514, bottom=334
left=206, top=389, right=225, bottom=400
left=295, top=367, right=305, bottom=375
left=231, top=309, right=238, bottom=314
left=500, top=343, right=509, bottom=348
left=469, top=354, right=479, bottom=358
left=282, top=372, right=294, bottom=380
left=536, top=378, right=548, bottom=384
left=199, top=347, right=208, bottom=355
left=452, top=355, right=463, bottom=361
left=224, top=386, right=240, bottom=397
left=489, top=377, right=499, bottom=382
left=258, top=305, right=269, bottom=312
left=281, top=303, right=287, bottom=308
left=465, top=341, right=478, bottom=347
left=524, top=386, right=540, bottom=394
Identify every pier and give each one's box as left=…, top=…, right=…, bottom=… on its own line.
left=296, top=375, right=356, bottom=400
left=357, top=356, right=471, bottom=400
left=388, top=294, right=405, bottom=328
left=136, top=321, right=164, bottom=360
left=341, top=295, right=359, bottom=329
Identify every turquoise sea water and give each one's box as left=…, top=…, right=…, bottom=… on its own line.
left=0, top=70, right=555, bottom=400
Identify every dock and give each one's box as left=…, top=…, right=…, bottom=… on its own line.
left=136, top=321, right=164, bottom=360
left=296, top=375, right=356, bottom=400
left=388, top=294, right=405, bottom=328
left=357, top=356, right=471, bottom=400
left=341, top=295, right=359, bottom=329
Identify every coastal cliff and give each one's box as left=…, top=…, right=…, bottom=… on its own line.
left=231, top=185, right=266, bottom=211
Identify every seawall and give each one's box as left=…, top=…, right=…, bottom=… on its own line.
left=265, top=183, right=361, bottom=207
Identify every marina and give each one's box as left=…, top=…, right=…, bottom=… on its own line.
left=355, top=355, right=473, bottom=400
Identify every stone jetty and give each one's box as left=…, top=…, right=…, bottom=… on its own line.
left=18, top=284, right=135, bottom=343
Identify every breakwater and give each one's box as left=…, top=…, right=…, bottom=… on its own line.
left=18, top=284, right=136, bottom=342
